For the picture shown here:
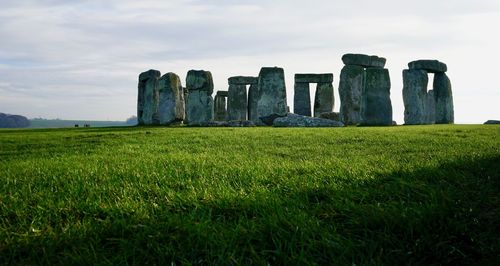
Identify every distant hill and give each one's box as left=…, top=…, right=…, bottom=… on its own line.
left=0, top=113, right=30, bottom=128
left=28, top=118, right=129, bottom=128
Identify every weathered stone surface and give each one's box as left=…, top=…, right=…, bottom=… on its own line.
left=339, top=65, right=364, bottom=125
left=228, top=120, right=256, bottom=127
left=158, top=72, right=185, bottom=125
left=216, top=91, right=228, bottom=97
left=256, top=67, right=287, bottom=124
left=247, top=83, right=259, bottom=122
left=259, top=114, right=286, bottom=126
left=294, top=73, right=333, bottom=83
left=403, top=69, right=428, bottom=125
left=408, top=60, right=447, bottom=73
left=228, top=76, right=258, bottom=85
left=342, top=54, right=386, bottom=68
left=433, top=73, right=454, bottom=124
left=314, top=82, right=334, bottom=117
left=214, top=93, right=227, bottom=121
left=273, top=113, right=344, bottom=127
left=185, top=91, right=214, bottom=125
left=186, top=70, right=214, bottom=125
left=484, top=120, right=500, bottom=124
left=138, top=69, right=161, bottom=125
left=227, top=84, right=247, bottom=121
left=361, top=68, right=393, bottom=126
left=319, top=112, right=340, bottom=121
left=196, top=120, right=256, bottom=127
left=424, top=90, right=436, bottom=124
left=293, top=82, right=311, bottom=116
left=186, top=70, right=214, bottom=93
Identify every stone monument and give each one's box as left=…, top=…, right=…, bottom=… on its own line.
left=185, top=70, right=214, bottom=125
left=137, top=69, right=161, bottom=125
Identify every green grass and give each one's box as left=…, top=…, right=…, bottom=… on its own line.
left=0, top=125, right=499, bottom=265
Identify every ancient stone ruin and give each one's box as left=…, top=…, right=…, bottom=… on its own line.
left=136, top=55, right=454, bottom=127
left=214, top=91, right=228, bottom=121
left=256, top=67, right=288, bottom=125
left=339, top=54, right=392, bottom=125
left=403, top=60, right=454, bottom=124
left=293, top=74, right=334, bottom=117
left=226, top=76, right=258, bottom=121
left=185, top=70, right=215, bottom=126
left=137, top=69, right=161, bottom=125
left=158, top=72, right=185, bottom=125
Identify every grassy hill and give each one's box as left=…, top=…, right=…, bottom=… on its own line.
left=0, top=125, right=499, bottom=265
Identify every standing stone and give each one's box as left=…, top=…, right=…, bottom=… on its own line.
left=185, top=70, right=214, bottom=125
left=294, top=82, right=311, bottom=116
left=137, top=69, right=161, bottom=125
left=361, top=68, right=392, bottom=126
left=256, top=67, right=287, bottom=124
left=214, top=91, right=228, bottom=121
left=158, top=72, right=185, bottom=125
left=424, top=90, right=436, bottom=124
left=402, top=69, right=428, bottom=125
left=227, top=84, right=247, bottom=121
left=247, top=83, right=259, bottom=122
left=314, top=82, right=334, bottom=117
left=433, top=73, right=454, bottom=124
left=339, top=65, right=364, bottom=125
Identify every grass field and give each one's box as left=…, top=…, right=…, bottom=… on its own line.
left=0, top=125, right=499, bottom=265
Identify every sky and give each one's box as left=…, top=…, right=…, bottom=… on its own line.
left=0, top=0, right=499, bottom=123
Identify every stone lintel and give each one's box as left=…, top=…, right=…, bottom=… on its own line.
left=216, top=90, right=228, bottom=97
left=228, top=76, right=258, bottom=85
left=342, top=54, right=386, bottom=68
left=294, top=73, right=333, bottom=83
left=408, top=60, right=447, bottom=73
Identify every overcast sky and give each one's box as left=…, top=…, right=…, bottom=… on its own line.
left=0, top=0, right=499, bottom=123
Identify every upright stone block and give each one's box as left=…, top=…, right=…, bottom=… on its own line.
left=339, top=65, right=364, bottom=125
left=293, top=82, right=311, bottom=116
left=424, top=90, right=436, bottom=124
left=214, top=91, right=227, bottom=121
left=158, top=72, right=185, bottom=125
left=256, top=67, right=287, bottom=124
left=227, top=84, right=248, bottom=121
left=433, top=73, right=454, bottom=124
left=247, top=83, right=259, bottom=122
left=137, top=69, right=161, bottom=125
left=361, top=68, right=392, bottom=126
left=314, top=82, right=334, bottom=117
left=403, top=69, right=428, bottom=125
left=185, top=70, right=214, bottom=125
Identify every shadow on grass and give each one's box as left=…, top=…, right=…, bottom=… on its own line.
left=1, top=155, right=499, bottom=265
